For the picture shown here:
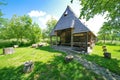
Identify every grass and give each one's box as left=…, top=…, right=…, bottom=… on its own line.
left=96, top=40, right=120, bottom=46
left=81, top=45, right=120, bottom=75
left=0, top=46, right=104, bottom=80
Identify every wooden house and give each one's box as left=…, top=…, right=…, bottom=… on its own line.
left=50, top=6, right=96, bottom=53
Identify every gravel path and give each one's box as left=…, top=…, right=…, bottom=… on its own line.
left=53, top=46, right=120, bottom=80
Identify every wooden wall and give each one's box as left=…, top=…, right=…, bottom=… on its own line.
left=56, top=29, right=96, bottom=52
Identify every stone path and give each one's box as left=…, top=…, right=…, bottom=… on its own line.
left=53, top=46, right=120, bottom=80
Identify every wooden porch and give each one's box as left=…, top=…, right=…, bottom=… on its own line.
left=50, top=28, right=95, bottom=53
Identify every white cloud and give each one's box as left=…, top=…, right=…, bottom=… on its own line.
left=28, top=10, right=46, bottom=17
left=28, top=10, right=58, bottom=29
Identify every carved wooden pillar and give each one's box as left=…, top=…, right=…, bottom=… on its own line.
left=71, top=29, right=73, bottom=48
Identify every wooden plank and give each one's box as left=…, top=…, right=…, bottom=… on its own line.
left=73, top=33, right=84, bottom=36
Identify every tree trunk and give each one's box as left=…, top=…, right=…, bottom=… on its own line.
left=103, top=35, right=106, bottom=44
left=111, top=36, right=114, bottom=44
left=16, top=38, right=19, bottom=45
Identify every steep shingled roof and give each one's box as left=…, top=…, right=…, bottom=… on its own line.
left=50, top=6, right=93, bottom=36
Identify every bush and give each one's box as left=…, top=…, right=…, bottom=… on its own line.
left=0, top=39, right=13, bottom=48
left=0, top=39, right=32, bottom=48
left=96, top=40, right=120, bottom=46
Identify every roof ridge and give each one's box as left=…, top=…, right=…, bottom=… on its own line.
left=66, top=5, right=79, bottom=18
left=50, top=6, right=96, bottom=36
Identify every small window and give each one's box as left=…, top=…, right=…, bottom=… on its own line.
left=64, top=11, right=68, bottom=16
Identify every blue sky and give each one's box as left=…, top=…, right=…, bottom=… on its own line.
left=1, top=0, right=105, bottom=34
left=1, top=0, right=71, bottom=18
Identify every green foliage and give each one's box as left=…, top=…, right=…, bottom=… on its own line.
left=96, top=40, right=120, bottom=46
left=81, top=45, right=120, bottom=75
left=27, top=23, right=42, bottom=43
left=72, top=0, right=120, bottom=22
left=8, top=15, right=33, bottom=43
left=0, top=0, right=6, bottom=23
left=42, top=17, right=57, bottom=39
left=71, top=0, right=120, bottom=44
left=0, top=15, right=42, bottom=45
left=97, top=22, right=120, bottom=43
left=0, top=39, right=32, bottom=48
left=0, top=46, right=104, bottom=80
left=0, top=1, right=4, bottom=18
left=46, top=17, right=57, bottom=35
left=0, top=39, right=12, bottom=48
left=0, top=19, right=9, bottom=39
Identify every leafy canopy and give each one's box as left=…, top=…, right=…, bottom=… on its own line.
left=0, top=14, right=42, bottom=44
left=71, top=0, right=120, bottom=27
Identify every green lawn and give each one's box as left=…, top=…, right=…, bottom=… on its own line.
left=0, top=46, right=103, bottom=80
left=81, top=45, right=120, bottom=75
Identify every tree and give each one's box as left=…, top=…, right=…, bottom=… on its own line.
left=28, top=23, right=42, bottom=43
left=98, top=21, right=119, bottom=44
left=71, top=0, right=120, bottom=29
left=8, top=15, right=42, bottom=44
left=0, top=18, right=10, bottom=39
left=0, top=1, right=6, bottom=24
left=71, top=0, right=120, bottom=22
left=71, top=0, right=120, bottom=43
left=98, top=24, right=111, bottom=44
left=7, top=15, right=32, bottom=44
left=42, top=17, right=57, bottom=39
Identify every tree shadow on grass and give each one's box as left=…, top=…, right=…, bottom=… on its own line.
left=27, top=55, right=104, bottom=80
left=0, top=55, right=104, bottom=80
left=0, top=65, right=24, bottom=80
left=82, top=54, right=120, bottom=75
left=114, top=50, right=120, bottom=52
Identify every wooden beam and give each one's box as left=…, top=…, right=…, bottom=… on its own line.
left=56, top=32, right=58, bottom=46
left=50, top=36, right=52, bottom=47
left=71, top=29, right=73, bottom=48
left=86, top=32, right=88, bottom=52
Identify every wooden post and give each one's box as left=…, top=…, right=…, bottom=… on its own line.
left=86, top=32, right=88, bottom=52
left=56, top=32, right=58, bottom=46
left=50, top=36, right=52, bottom=47
left=71, top=29, right=73, bottom=48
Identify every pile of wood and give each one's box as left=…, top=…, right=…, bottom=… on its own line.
left=102, top=46, right=111, bottom=59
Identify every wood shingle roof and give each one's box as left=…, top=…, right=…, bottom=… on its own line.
left=50, top=6, right=94, bottom=36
